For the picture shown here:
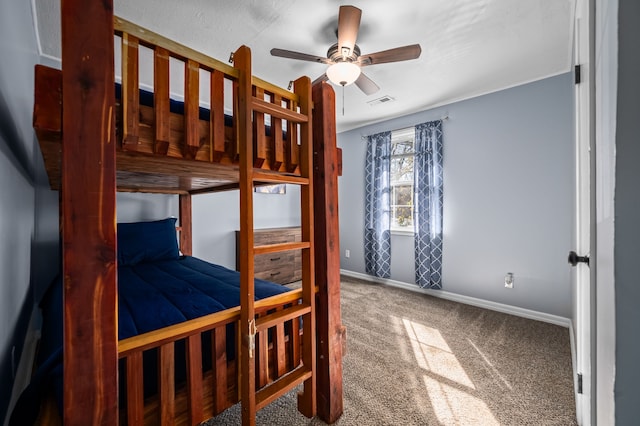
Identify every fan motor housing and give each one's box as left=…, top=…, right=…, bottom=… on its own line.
left=327, top=43, right=360, bottom=63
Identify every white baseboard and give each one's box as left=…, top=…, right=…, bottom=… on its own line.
left=340, top=269, right=571, bottom=328
left=4, top=308, right=41, bottom=426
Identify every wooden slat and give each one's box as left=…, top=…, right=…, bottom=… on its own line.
left=257, top=328, right=269, bottom=388
left=252, top=75, right=299, bottom=103
left=253, top=171, right=309, bottom=185
left=211, top=326, right=228, bottom=413
left=118, top=289, right=304, bottom=357
left=233, top=80, right=240, bottom=161
left=116, top=150, right=239, bottom=184
left=270, top=94, right=284, bottom=170
left=252, top=87, right=267, bottom=168
left=184, top=59, right=200, bottom=159
left=295, top=75, right=317, bottom=418
left=255, top=303, right=311, bottom=332
left=61, top=1, right=118, bottom=424
left=122, top=33, right=140, bottom=150
left=154, top=47, right=171, bottom=155
left=210, top=70, right=225, bottom=161
left=291, top=319, right=301, bottom=368
left=284, top=98, right=299, bottom=173
left=115, top=17, right=237, bottom=77
left=116, top=17, right=299, bottom=102
left=186, top=334, right=204, bottom=423
left=179, top=194, right=192, bottom=256
left=252, top=97, right=309, bottom=123
left=274, top=320, right=287, bottom=377
left=234, top=45, right=257, bottom=426
left=159, top=343, right=175, bottom=425
left=119, top=308, right=239, bottom=356
left=312, top=81, right=344, bottom=423
left=255, top=366, right=312, bottom=410
left=255, top=288, right=303, bottom=310
left=126, top=352, right=144, bottom=426
left=254, top=241, right=310, bottom=255
left=235, top=319, right=242, bottom=403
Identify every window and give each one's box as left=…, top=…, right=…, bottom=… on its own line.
left=390, top=127, right=415, bottom=233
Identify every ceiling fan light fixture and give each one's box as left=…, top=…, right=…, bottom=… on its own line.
left=326, top=62, right=361, bottom=86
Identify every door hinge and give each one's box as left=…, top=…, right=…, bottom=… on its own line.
left=577, top=373, right=583, bottom=394
left=575, top=65, right=582, bottom=85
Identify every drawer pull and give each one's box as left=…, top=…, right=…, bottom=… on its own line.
left=270, top=272, right=281, bottom=277
left=270, top=257, right=281, bottom=261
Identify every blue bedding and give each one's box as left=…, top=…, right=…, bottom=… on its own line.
left=10, top=220, right=291, bottom=425
left=118, top=256, right=290, bottom=339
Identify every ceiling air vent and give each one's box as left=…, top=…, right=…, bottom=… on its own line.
left=367, top=95, right=395, bottom=106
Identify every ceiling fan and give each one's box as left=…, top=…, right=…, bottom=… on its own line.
left=270, top=5, right=422, bottom=95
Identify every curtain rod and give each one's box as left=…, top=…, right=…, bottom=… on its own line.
left=360, top=115, right=449, bottom=139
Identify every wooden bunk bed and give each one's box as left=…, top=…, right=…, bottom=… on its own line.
left=26, top=2, right=344, bottom=425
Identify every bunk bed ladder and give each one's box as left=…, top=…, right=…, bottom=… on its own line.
left=234, top=45, right=316, bottom=426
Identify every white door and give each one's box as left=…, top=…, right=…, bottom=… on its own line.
left=572, top=0, right=594, bottom=424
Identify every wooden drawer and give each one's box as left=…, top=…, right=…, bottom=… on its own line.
left=236, top=227, right=302, bottom=285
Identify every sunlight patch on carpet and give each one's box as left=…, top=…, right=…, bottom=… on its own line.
left=467, top=338, right=513, bottom=391
left=403, top=317, right=500, bottom=424
left=423, top=376, right=500, bottom=425
left=402, top=318, right=474, bottom=389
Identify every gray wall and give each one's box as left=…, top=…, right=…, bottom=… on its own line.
left=0, top=0, right=46, bottom=422
left=191, top=186, right=301, bottom=269
left=339, top=73, right=574, bottom=318
left=614, top=0, right=640, bottom=422
left=117, top=192, right=178, bottom=223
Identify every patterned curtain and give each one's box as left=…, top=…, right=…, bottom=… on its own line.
left=414, top=121, right=443, bottom=289
left=364, top=131, right=392, bottom=278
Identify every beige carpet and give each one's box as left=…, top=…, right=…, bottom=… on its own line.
left=206, top=277, right=577, bottom=425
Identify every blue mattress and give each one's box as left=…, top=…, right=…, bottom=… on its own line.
left=117, top=256, right=290, bottom=339
left=10, top=220, right=291, bottom=425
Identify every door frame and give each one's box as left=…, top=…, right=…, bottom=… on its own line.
left=573, top=0, right=595, bottom=423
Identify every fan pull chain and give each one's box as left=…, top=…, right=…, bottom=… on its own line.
left=342, top=84, right=345, bottom=116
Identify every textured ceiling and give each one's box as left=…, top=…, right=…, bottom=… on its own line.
left=33, top=0, right=574, bottom=133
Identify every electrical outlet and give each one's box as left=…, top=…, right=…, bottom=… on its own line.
left=345, top=249, right=350, bottom=258
left=504, top=272, right=514, bottom=289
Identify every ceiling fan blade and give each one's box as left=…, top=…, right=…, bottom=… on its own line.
left=312, top=73, right=329, bottom=86
left=337, top=5, right=362, bottom=57
left=270, top=48, right=330, bottom=64
left=358, top=44, right=422, bottom=66
left=355, top=72, right=380, bottom=95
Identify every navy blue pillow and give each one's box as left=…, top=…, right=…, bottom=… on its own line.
left=117, top=218, right=179, bottom=266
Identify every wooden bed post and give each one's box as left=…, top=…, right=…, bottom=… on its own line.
left=234, top=45, right=257, bottom=426
left=312, top=82, right=344, bottom=423
left=60, top=0, right=118, bottom=424
left=295, top=75, right=317, bottom=419
left=179, top=193, right=193, bottom=256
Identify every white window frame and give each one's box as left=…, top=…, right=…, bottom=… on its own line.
left=390, top=127, right=415, bottom=235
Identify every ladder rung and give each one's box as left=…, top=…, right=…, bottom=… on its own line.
left=254, top=288, right=303, bottom=311
left=254, top=241, right=310, bottom=255
left=253, top=171, right=309, bottom=186
left=256, top=365, right=313, bottom=410
left=256, top=302, right=311, bottom=333
left=252, top=97, right=308, bottom=123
